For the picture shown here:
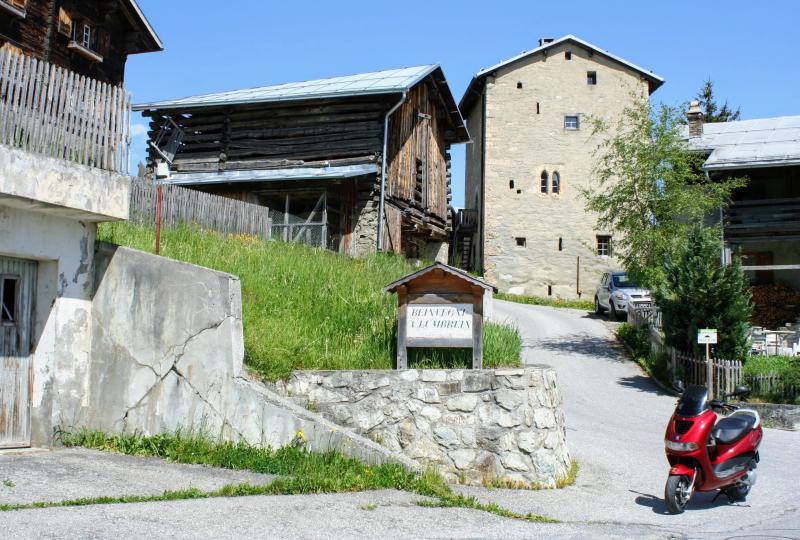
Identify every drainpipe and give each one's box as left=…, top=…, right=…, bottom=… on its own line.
left=377, top=92, right=407, bottom=252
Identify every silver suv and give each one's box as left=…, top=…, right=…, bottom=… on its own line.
left=595, top=271, right=652, bottom=319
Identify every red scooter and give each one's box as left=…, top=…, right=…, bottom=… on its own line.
left=663, top=382, right=762, bottom=514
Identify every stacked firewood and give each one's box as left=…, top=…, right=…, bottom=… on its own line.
left=750, top=282, right=800, bottom=329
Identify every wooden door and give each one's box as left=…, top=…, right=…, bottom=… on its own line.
left=0, top=255, right=36, bottom=448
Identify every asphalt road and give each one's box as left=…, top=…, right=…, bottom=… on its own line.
left=464, top=300, right=800, bottom=538
left=1, top=301, right=797, bottom=539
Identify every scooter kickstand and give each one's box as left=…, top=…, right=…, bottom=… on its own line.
left=712, top=489, right=735, bottom=504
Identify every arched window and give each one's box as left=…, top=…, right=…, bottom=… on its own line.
left=552, top=171, right=560, bottom=194
left=540, top=170, right=548, bottom=193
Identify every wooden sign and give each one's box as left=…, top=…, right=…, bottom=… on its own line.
left=385, top=263, right=496, bottom=369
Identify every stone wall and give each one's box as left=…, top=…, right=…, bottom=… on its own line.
left=277, top=367, right=571, bottom=486
left=85, top=242, right=415, bottom=469
left=464, top=41, right=653, bottom=299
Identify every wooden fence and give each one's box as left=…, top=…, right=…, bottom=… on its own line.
left=129, top=179, right=272, bottom=239
left=629, top=306, right=798, bottom=401
left=0, top=48, right=131, bottom=173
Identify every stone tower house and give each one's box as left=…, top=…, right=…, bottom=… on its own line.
left=458, top=35, right=663, bottom=299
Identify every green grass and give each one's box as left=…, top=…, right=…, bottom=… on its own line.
left=97, top=222, right=521, bottom=380
left=19, top=429, right=556, bottom=524
left=495, top=293, right=594, bottom=311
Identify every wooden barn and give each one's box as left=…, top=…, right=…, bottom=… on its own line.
left=135, top=65, right=469, bottom=259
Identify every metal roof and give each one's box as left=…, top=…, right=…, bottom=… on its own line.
left=685, top=115, right=800, bottom=170
left=460, top=34, right=664, bottom=112
left=165, top=163, right=380, bottom=186
left=135, top=65, right=440, bottom=110
left=384, top=262, right=497, bottom=293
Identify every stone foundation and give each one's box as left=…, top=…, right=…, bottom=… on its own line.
left=277, top=367, right=571, bottom=486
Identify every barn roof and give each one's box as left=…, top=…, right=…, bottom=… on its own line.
left=384, top=262, right=497, bottom=293
left=135, top=64, right=468, bottom=142
left=684, top=115, right=800, bottom=171
left=460, top=34, right=664, bottom=113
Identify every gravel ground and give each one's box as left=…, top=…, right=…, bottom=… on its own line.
left=0, top=447, right=276, bottom=505
left=0, top=489, right=674, bottom=540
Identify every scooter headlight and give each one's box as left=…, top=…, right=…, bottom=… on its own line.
left=665, top=440, right=698, bottom=452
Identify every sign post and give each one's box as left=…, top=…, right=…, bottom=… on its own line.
left=697, top=329, right=718, bottom=399
left=385, top=263, right=496, bottom=370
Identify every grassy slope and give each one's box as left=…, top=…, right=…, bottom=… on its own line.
left=495, top=293, right=593, bottom=312
left=98, top=223, right=521, bottom=380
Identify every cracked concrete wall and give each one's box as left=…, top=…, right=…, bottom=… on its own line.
left=0, top=205, right=97, bottom=446
left=86, top=243, right=415, bottom=467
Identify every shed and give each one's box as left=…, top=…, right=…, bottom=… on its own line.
left=385, top=262, right=496, bottom=369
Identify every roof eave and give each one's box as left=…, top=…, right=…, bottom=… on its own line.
left=122, top=0, right=164, bottom=53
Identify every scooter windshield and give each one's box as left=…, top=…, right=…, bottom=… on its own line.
left=676, top=385, right=709, bottom=417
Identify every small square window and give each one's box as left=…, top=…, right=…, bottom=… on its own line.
left=596, top=235, right=612, bottom=257
left=516, top=82, right=523, bottom=89
left=565, top=51, right=572, bottom=60
left=515, top=237, right=527, bottom=247
left=587, top=71, right=597, bottom=85
left=1, top=277, right=18, bottom=323
left=564, top=115, right=580, bottom=130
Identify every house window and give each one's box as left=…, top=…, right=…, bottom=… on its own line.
left=536, top=102, right=540, bottom=114
left=540, top=170, right=548, bottom=193
left=82, top=24, right=92, bottom=49
left=552, top=171, right=560, bottom=194
left=515, top=237, right=527, bottom=247
left=517, top=82, right=523, bottom=89
left=558, top=237, right=563, bottom=251
left=565, top=51, right=572, bottom=60
left=596, top=235, right=612, bottom=257
left=509, top=179, right=515, bottom=189
left=1, top=277, right=18, bottom=323
left=564, top=115, right=580, bottom=130
left=587, top=71, right=597, bottom=85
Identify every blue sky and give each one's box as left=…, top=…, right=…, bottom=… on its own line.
left=127, top=0, right=799, bottom=207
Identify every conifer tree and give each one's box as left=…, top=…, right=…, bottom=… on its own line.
left=655, top=226, right=752, bottom=360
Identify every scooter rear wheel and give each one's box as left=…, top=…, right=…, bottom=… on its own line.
left=665, top=475, right=692, bottom=514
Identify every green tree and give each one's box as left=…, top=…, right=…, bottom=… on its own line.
left=584, top=99, right=745, bottom=288
left=655, top=226, right=752, bottom=360
left=695, top=79, right=741, bottom=123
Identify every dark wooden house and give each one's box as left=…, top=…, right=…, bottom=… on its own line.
left=0, top=0, right=162, bottom=85
left=135, top=65, right=469, bottom=259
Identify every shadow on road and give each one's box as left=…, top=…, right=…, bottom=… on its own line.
left=617, top=374, right=673, bottom=397
left=526, top=335, right=624, bottom=362
left=631, top=489, right=751, bottom=515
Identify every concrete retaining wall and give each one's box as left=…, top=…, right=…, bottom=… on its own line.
left=85, top=243, right=414, bottom=468
left=277, top=367, right=571, bottom=486
left=738, top=402, right=800, bottom=431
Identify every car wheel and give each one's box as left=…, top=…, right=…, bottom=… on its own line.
left=594, top=297, right=603, bottom=315
left=609, top=302, right=619, bottom=321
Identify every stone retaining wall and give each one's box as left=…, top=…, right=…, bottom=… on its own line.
left=277, top=367, right=571, bottom=486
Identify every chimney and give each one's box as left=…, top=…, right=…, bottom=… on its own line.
left=687, top=100, right=704, bottom=137
left=538, top=37, right=554, bottom=47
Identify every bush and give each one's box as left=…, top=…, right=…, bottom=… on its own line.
left=617, top=323, right=670, bottom=384
left=655, top=226, right=752, bottom=360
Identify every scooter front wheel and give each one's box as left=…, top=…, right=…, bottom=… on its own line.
left=665, top=475, right=693, bottom=514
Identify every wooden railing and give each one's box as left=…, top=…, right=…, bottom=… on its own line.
left=0, top=48, right=131, bottom=173
left=725, top=198, right=800, bottom=240
left=455, top=208, right=478, bottom=230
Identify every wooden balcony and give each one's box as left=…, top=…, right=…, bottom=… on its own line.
left=725, top=198, right=800, bottom=241
left=0, top=48, right=132, bottom=174
left=454, top=208, right=478, bottom=232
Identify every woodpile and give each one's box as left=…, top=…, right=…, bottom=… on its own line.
left=751, top=281, right=800, bottom=329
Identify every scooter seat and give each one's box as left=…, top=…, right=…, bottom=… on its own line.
left=713, top=411, right=758, bottom=445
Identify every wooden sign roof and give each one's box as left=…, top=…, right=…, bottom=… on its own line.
left=384, top=262, right=497, bottom=293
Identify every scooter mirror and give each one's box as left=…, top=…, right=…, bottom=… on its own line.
left=729, top=385, right=750, bottom=398
left=672, top=380, right=685, bottom=394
